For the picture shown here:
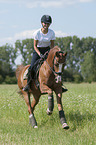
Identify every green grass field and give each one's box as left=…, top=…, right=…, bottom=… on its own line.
left=0, top=83, right=96, bottom=145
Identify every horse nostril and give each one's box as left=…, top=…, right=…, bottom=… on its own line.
left=55, top=75, right=62, bottom=83
left=55, top=72, right=62, bottom=75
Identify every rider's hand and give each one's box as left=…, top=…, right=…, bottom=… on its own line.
left=40, top=54, right=44, bottom=59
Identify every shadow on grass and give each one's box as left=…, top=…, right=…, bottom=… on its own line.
left=38, top=109, right=95, bottom=132
left=38, top=111, right=60, bottom=129
left=67, top=110, right=95, bottom=132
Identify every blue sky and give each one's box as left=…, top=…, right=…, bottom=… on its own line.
left=0, top=0, right=96, bottom=47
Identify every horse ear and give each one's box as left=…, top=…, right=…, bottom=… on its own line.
left=56, top=51, right=60, bottom=57
left=63, top=52, right=67, bottom=56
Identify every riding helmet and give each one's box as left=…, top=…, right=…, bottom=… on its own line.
left=41, top=15, right=52, bottom=24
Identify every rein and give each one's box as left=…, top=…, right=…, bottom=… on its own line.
left=45, top=59, right=58, bottom=75
left=45, top=55, right=64, bottom=76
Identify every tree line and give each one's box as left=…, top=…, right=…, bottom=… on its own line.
left=0, top=36, right=96, bottom=84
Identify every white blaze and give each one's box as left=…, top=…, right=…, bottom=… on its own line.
left=59, top=64, right=63, bottom=72
left=55, top=64, right=63, bottom=83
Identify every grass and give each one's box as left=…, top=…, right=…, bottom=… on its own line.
left=0, top=83, right=96, bottom=145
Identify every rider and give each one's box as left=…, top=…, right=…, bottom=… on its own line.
left=23, top=15, right=55, bottom=91
left=23, top=14, right=68, bottom=94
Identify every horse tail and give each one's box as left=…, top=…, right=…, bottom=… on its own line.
left=16, top=64, right=24, bottom=79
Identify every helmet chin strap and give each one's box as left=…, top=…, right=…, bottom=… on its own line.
left=42, top=24, right=45, bottom=29
left=41, top=25, right=49, bottom=33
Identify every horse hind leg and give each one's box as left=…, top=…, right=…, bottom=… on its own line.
left=23, top=91, right=39, bottom=128
left=29, top=94, right=40, bottom=128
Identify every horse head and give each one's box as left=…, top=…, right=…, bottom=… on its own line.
left=53, top=50, right=67, bottom=83
left=46, top=46, right=67, bottom=84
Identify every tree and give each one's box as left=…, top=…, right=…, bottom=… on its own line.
left=1, top=36, right=96, bottom=84
left=81, top=50, right=96, bottom=82
left=0, top=44, right=18, bottom=80
left=15, top=39, right=34, bottom=65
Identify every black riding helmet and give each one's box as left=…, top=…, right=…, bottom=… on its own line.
left=41, top=15, right=52, bottom=24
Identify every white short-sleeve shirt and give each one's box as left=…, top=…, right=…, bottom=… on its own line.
left=34, top=28, right=55, bottom=47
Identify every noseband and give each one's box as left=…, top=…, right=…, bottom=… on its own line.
left=45, top=51, right=65, bottom=76
left=53, top=55, right=65, bottom=75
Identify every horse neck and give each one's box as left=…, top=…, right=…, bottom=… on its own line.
left=46, top=51, right=55, bottom=67
left=47, top=47, right=61, bottom=66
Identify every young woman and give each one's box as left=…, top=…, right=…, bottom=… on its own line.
left=23, top=15, right=55, bottom=91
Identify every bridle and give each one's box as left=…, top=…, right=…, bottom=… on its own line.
left=45, top=51, right=66, bottom=82
left=53, top=55, right=66, bottom=75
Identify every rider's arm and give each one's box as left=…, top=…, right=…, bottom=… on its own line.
left=50, top=40, right=54, bottom=49
left=34, top=39, right=41, bottom=56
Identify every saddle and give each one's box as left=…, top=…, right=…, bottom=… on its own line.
left=32, top=59, right=43, bottom=87
left=23, top=51, right=49, bottom=88
left=33, top=52, right=49, bottom=87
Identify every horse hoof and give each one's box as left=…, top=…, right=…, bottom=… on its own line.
left=46, top=108, right=53, bottom=115
left=62, top=123, right=69, bottom=129
left=29, top=114, right=37, bottom=128
left=34, top=126, right=38, bottom=128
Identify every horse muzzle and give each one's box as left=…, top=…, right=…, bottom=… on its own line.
left=55, top=73, right=62, bottom=83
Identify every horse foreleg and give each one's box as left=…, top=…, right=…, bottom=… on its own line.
left=31, top=95, right=40, bottom=111
left=47, top=92, right=54, bottom=115
left=40, top=83, right=54, bottom=115
left=56, top=93, right=69, bottom=129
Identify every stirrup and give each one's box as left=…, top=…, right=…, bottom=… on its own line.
left=62, top=87, right=68, bottom=93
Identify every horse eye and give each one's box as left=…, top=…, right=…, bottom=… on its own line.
left=54, top=63, right=59, bottom=67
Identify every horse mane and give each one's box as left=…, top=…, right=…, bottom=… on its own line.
left=50, top=46, right=61, bottom=53
left=47, top=46, right=61, bottom=60
left=16, top=64, right=24, bottom=79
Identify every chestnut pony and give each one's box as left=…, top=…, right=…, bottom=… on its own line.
left=16, top=46, right=69, bottom=129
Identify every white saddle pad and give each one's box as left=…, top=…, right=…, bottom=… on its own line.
left=23, top=68, right=28, bottom=80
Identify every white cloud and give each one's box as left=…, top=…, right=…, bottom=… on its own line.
left=0, top=30, right=36, bottom=46
left=0, top=29, right=70, bottom=46
left=12, top=25, right=18, bottom=28
left=14, top=30, right=36, bottom=39
left=26, top=1, right=63, bottom=8
left=0, top=21, right=4, bottom=25
left=25, top=0, right=95, bottom=8
left=0, top=0, right=20, bottom=3
left=0, top=10, right=9, bottom=14
left=79, top=0, right=93, bottom=2
left=0, top=0, right=95, bottom=8
left=55, top=31, right=70, bottom=37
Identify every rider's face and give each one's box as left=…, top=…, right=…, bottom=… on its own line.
left=42, top=22, right=50, bottom=29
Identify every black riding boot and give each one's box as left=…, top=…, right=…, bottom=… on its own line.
left=62, top=86, right=68, bottom=93
left=23, top=67, right=31, bottom=92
